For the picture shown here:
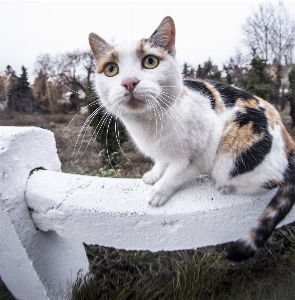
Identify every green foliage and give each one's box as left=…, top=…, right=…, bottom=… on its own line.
left=97, top=150, right=131, bottom=177
left=195, top=59, right=222, bottom=82
left=84, top=85, right=128, bottom=165
left=182, top=63, right=195, bottom=78
left=225, top=73, right=233, bottom=85
left=7, top=66, right=37, bottom=113
left=245, top=58, right=271, bottom=99
left=207, top=70, right=221, bottom=81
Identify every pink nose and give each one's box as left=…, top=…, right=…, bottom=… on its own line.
left=121, top=78, right=139, bottom=92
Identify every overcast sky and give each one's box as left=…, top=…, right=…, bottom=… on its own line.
left=1, top=0, right=295, bottom=82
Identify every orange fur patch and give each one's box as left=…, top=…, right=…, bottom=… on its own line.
left=219, top=122, right=263, bottom=156
left=178, top=87, right=188, bottom=104
left=203, top=82, right=224, bottom=114
left=236, top=98, right=259, bottom=109
left=96, top=50, right=119, bottom=73
left=137, top=39, right=148, bottom=56
left=262, top=100, right=281, bottom=129
left=137, top=39, right=167, bottom=59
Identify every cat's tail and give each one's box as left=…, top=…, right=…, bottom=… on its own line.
left=226, top=149, right=295, bottom=262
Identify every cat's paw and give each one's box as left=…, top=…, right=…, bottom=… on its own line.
left=143, top=171, right=160, bottom=185
left=216, top=185, right=236, bottom=195
left=147, top=188, right=170, bottom=207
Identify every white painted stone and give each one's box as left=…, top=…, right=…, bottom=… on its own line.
left=0, top=127, right=89, bottom=300
left=2, top=126, right=295, bottom=300
left=26, top=170, right=295, bottom=252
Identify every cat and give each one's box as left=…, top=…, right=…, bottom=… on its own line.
left=88, top=16, right=295, bottom=261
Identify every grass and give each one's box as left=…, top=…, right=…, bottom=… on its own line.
left=68, top=224, right=295, bottom=300
left=0, top=278, right=15, bottom=300
left=2, top=108, right=295, bottom=299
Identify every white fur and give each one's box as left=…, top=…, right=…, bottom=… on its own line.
left=93, top=39, right=287, bottom=206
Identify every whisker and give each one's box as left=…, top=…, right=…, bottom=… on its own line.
left=150, top=95, right=185, bottom=154
left=160, top=91, right=202, bottom=141
left=72, top=95, right=112, bottom=160
left=77, top=102, right=115, bottom=160
left=114, top=118, right=132, bottom=164
left=59, top=99, right=100, bottom=137
left=105, top=115, right=120, bottom=177
left=157, top=95, right=196, bottom=154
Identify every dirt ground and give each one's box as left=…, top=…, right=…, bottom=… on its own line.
left=0, top=110, right=153, bottom=178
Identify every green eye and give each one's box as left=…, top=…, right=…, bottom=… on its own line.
left=143, top=55, right=159, bottom=69
left=104, top=63, right=119, bottom=77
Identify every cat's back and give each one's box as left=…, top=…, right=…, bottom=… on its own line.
left=184, top=78, right=295, bottom=193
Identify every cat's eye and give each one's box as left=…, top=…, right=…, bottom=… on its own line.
left=142, top=56, right=159, bottom=69
left=104, top=63, right=119, bottom=77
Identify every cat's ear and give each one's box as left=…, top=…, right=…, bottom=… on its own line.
left=149, top=16, right=176, bottom=57
left=89, top=33, right=113, bottom=61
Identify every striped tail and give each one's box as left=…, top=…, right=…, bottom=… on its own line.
left=226, top=150, right=295, bottom=262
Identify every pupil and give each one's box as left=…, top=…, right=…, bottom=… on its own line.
left=109, top=65, right=114, bottom=72
left=148, top=58, right=153, bottom=64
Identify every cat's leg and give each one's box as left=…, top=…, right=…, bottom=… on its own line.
left=147, top=159, right=196, bottom=206
left=143, top=160, right=168, bottom=185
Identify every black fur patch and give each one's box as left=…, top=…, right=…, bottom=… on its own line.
left=234, top=107, right=268, bottom=134
left=210, top=81, right=255, bottom=108
left=184, top=79, right=256, bottom=110
left=183, top=80, right=215, bottom=110
left=226, top=240, right=256, bottom=262
left=252, top=150, right=295, bottom=249
left=230, top=107, right=272, bottom=177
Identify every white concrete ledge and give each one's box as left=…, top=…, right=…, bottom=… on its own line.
left=1, top=126, right=295, bottom=299
left=26, top=170, right=295, bottom=251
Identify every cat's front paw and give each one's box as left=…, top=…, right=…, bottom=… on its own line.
left=147, top=188, right=170, bottom=207
left=143, top=171, right=160, bottom=185
left=216, top=184, right=236, bottom=195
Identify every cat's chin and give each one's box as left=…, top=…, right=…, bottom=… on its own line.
left=123, top=97, right=147, bottom=112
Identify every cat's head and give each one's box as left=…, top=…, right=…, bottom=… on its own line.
left=89, top=16, right=182, bottom=117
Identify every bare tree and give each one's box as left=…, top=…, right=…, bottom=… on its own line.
left=34, top=50, right=95, bottom=113
left=242, top=2, right=275, bottom=63
left=242, top=1, right=295, bottom=64
left=34, top=53, right=55, bottom=76
left=35, top=50, right=95, bottom=92
left=242, top=1, right=295, bottom=106
left=81, top=50, right=95, bottom=88
left=269, top=1, right=295, bottom=65
left=223, top=49, right=250, bottom=88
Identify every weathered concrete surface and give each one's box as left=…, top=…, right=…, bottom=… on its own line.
left=26, top=169, right=295, bottom=252
left=0, top=127, right=89, bottom=300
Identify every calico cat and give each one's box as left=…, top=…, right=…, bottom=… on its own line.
left=89, top=16, right=295, bottom=261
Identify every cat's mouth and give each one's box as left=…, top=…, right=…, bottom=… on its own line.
left=125, top=97, right=146, bottom=110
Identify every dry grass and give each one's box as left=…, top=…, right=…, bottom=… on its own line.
left=0, top=110, right=152, bottom=177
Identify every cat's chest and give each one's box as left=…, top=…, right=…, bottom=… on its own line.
left=130, top=123, right=176, bottom=158
left=122, top=115, right=190, bottom=159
